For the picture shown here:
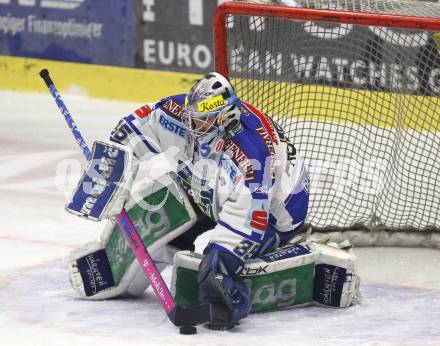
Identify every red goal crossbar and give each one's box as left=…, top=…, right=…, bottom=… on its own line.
left=213, top=1, right=440, bottom=77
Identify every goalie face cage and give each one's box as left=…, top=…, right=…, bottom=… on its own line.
left=214, top=1, right=440, bottom=247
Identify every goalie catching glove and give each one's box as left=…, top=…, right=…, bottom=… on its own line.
left=66, top=140, right=135, bottom=221
left=198, top=248, right=251, bottom=330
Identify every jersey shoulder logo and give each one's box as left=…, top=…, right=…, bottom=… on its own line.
left=161, top=98, right=183, bottom=120
left=134, top=105, right=152, bottom=119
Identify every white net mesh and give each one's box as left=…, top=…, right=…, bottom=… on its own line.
left=218, top=0, right=440, bottom=246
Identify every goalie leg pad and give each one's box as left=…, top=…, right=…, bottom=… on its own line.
left=69, top=177, right=198, bottom=300
left=69, top=241, right=115, bottom=298
left=171, top=241, right=361, bottom=313
left=311, top=242, right=362, bottom=308
left=172, top=244, right=316, bottom=313
left=69, top=242, right=179, bottom=300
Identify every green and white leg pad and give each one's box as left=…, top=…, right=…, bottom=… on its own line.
left=171, top=241, right=361, bottom=312
left=68, top=177, right=197, bottom=300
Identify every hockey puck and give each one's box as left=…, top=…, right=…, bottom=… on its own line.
left=179, top=326, right=197, bottom=335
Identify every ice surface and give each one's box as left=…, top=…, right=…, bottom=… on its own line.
left=0, top=91, right=439, bottom=346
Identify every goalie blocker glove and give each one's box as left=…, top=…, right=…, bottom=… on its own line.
left=198, top=247, right=251, bottom=330
left=66, top=140, right=135, bottom=221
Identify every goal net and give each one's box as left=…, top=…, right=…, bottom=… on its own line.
left=214, top=0, right=440, bottom=247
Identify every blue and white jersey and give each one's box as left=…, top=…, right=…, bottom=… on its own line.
left=110, top=94, right=309, bottom=261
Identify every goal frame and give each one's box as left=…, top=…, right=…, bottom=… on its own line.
left=212, top=2, right=440, bottom=247
left=213, top=1, right=440, bottom=78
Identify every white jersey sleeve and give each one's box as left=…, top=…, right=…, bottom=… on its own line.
left=110, top=102, right=162, bottom=159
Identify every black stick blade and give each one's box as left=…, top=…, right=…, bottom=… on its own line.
left=173, top=303, right=213, bottom=327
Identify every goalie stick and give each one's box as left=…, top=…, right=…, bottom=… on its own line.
left=39, top=68, right=213, bottom=333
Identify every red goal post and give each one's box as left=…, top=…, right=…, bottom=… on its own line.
left=213, top=1, right=440, bottom=247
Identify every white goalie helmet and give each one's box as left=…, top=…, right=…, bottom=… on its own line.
left=181, top=72, right=242, bottom=138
